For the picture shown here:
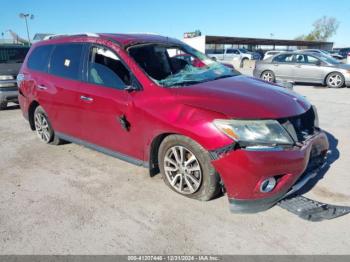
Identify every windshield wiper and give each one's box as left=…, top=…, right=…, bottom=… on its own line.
left=168, top=80, right=205, bottom=87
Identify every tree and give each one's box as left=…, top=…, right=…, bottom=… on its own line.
left=295, top=16, right=339, bottom=41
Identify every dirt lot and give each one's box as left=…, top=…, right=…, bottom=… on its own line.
left=0, top=83, right=349, bottom=254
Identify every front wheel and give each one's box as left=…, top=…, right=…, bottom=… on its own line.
left=261, top=70, right=275, bottom=82
left=326, top=72, right=345, bottom=88
left=158, top=135, right=221, bottom=201
left=34, top=106, right=64, bottom=145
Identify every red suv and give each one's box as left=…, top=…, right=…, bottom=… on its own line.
left=18, top=33, right=329, bottom=213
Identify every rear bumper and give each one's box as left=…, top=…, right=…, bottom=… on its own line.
left=0, top=88, right=18, bottom=103
left=211, top=130, right=329, bottom=213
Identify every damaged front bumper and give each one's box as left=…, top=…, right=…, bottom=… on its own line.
left=211, top=130, right=330, bottom=213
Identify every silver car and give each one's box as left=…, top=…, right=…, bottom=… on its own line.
left=253, top=52, right=350, bottom=88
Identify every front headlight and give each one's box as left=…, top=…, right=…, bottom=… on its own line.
left=213, top=119, right=294, bottom=147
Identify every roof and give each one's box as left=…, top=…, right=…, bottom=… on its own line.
left=205, top=35, right=333, bottom=47
left=101, top=33, right=181, bottom=47
left=37, top=33, right=181, bottom=48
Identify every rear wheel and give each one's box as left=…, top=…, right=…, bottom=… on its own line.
left=158, top=135, right=221, bottom=201
left=326, top=72, right=344, bottom=88
left=0, top=102, right=7, bottom=110
left=34, top=106, right=64, bottom=145
left=261, top=70, right=275, bottom=82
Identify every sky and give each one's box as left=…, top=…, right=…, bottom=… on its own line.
left=1, top=0, right=350, bottom=47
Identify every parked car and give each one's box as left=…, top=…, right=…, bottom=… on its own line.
left=18, top=33, right=329, bottom=213
left=336, top=48, right=350, bottom=59
left=297, top=49, right=343, bottom=60
left=207, top=48, right=260, bottom=66
left=327, top=50, right=345, bottom=60
left=0, top=44, right=29, bottom=110
left=254, top=52, right=350, bottom=88
left=263, top=51, right=285, bottom=60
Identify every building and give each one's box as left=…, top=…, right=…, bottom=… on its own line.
left=183, top=34, right=334, bottom=53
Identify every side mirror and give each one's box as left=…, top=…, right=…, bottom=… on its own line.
left=316, top=60, right=322, bottom=66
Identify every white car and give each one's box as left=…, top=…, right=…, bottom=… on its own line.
left=263, top=51, right=285, bottom=60
left=207, top=48, right=261, bottom=62
left=298, top=49, right=343, bottom=60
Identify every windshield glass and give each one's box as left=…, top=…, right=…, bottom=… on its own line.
left=0, top=47, right=29, bottom=63
left=239, top=48, right=248, bottom=53
left=128, top=43, right=240, bottom=87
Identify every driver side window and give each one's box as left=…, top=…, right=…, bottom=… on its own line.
left=88, top=46, right=131, bottom=89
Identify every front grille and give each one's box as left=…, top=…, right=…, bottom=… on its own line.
left=279, top=107, right=316, bottom=142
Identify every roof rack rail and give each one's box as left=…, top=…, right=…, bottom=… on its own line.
left=43, top=33, right=99, bottom=40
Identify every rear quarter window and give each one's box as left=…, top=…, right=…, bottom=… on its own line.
left=28, top=45, right=54, bottom=72
left=49, top=43, right=84, bottom=80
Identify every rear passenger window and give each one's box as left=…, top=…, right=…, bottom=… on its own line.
left=87, top=46, right=131, bottom=89
left=28, top=45, right=54, bottom=72
left=273, top=54, right=294, bottom=63
left=50, top=44, right=84, bottom=80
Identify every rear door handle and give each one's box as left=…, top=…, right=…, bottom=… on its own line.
left=295, top=65, right=302, bottom=68
left=80, top=95, right=93, bottom=102
left=37, top=85, right=48, bottom=90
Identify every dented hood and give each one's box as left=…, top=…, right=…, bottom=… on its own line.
left=174, top=75, right=311, bottom=119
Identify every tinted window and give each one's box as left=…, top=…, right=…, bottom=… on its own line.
left=0, top=47, right=29, bottom=64
left=50, top=44, right=84, bottom=80
left=28, top=45, right=53, bottom=72
left=273, top=54, right=294, bottom=63
left=87, top=46, right=130, bottom=89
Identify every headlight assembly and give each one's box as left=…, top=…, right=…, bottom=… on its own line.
left=213, top=119, right=294, bottom=147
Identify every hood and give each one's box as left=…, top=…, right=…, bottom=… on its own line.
left=174, top=75, right=311, bottom=119
left=0, top=63, right=22, bottom=76
left=334, top=63, right=350, bottom=70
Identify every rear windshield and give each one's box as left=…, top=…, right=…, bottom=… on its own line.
left=0, top=47, right=29, bottom=63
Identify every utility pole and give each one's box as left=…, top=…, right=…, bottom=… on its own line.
left=19, top=13, right=34, bottom=45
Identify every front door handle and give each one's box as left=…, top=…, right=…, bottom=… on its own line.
left=80, top=95, right=93, bottom=102
left=295, top=65, right=302, bottom=68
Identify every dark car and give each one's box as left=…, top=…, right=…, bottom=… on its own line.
left=0, top=45, right=29, bottom=110
left=336, top=48, right=350, bottom=59
left=18, top=33, right=328, bottom=213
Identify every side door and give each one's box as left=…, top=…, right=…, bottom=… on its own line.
left=77, top=43, right=145, bottom=161
left=270, top=53, right=295, bottom=80
left=44, top=43, right=86, bottom=138
left=293, top=54, right=324, bottom=83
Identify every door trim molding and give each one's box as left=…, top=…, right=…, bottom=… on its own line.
left=56, top=132, right=148, bottom=168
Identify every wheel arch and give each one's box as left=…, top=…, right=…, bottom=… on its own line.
left=148, top=132, right=175, bottom=177
left=28, top=100, right=40, bottom=130
left=324, top=71, right=345, bottom=85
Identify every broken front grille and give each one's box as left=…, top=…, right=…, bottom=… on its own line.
left=279, top=107, right=316, bottom=142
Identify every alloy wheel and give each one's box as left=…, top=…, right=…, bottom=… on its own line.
left=262, top=71, right=274, bottom=82
left=328, top=74, right=343, bottom=88
left=164, top=146, right=202, bottom=195
left=34, top=112, right=51, bottom=143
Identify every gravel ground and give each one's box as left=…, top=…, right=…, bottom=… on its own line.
left=0, top=81, right=349, bottom=254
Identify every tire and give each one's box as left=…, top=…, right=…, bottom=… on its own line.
left=158, top=135, right=221, bottom=201
left=0, top=101, right=7, bottom=110
left=240, top=58, right=248, bottom=68
left=326, top=72, right=345, bottom=88
left=261, top=70, right=275, bottom=82
left=34, top=106, right=64, bottom=145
